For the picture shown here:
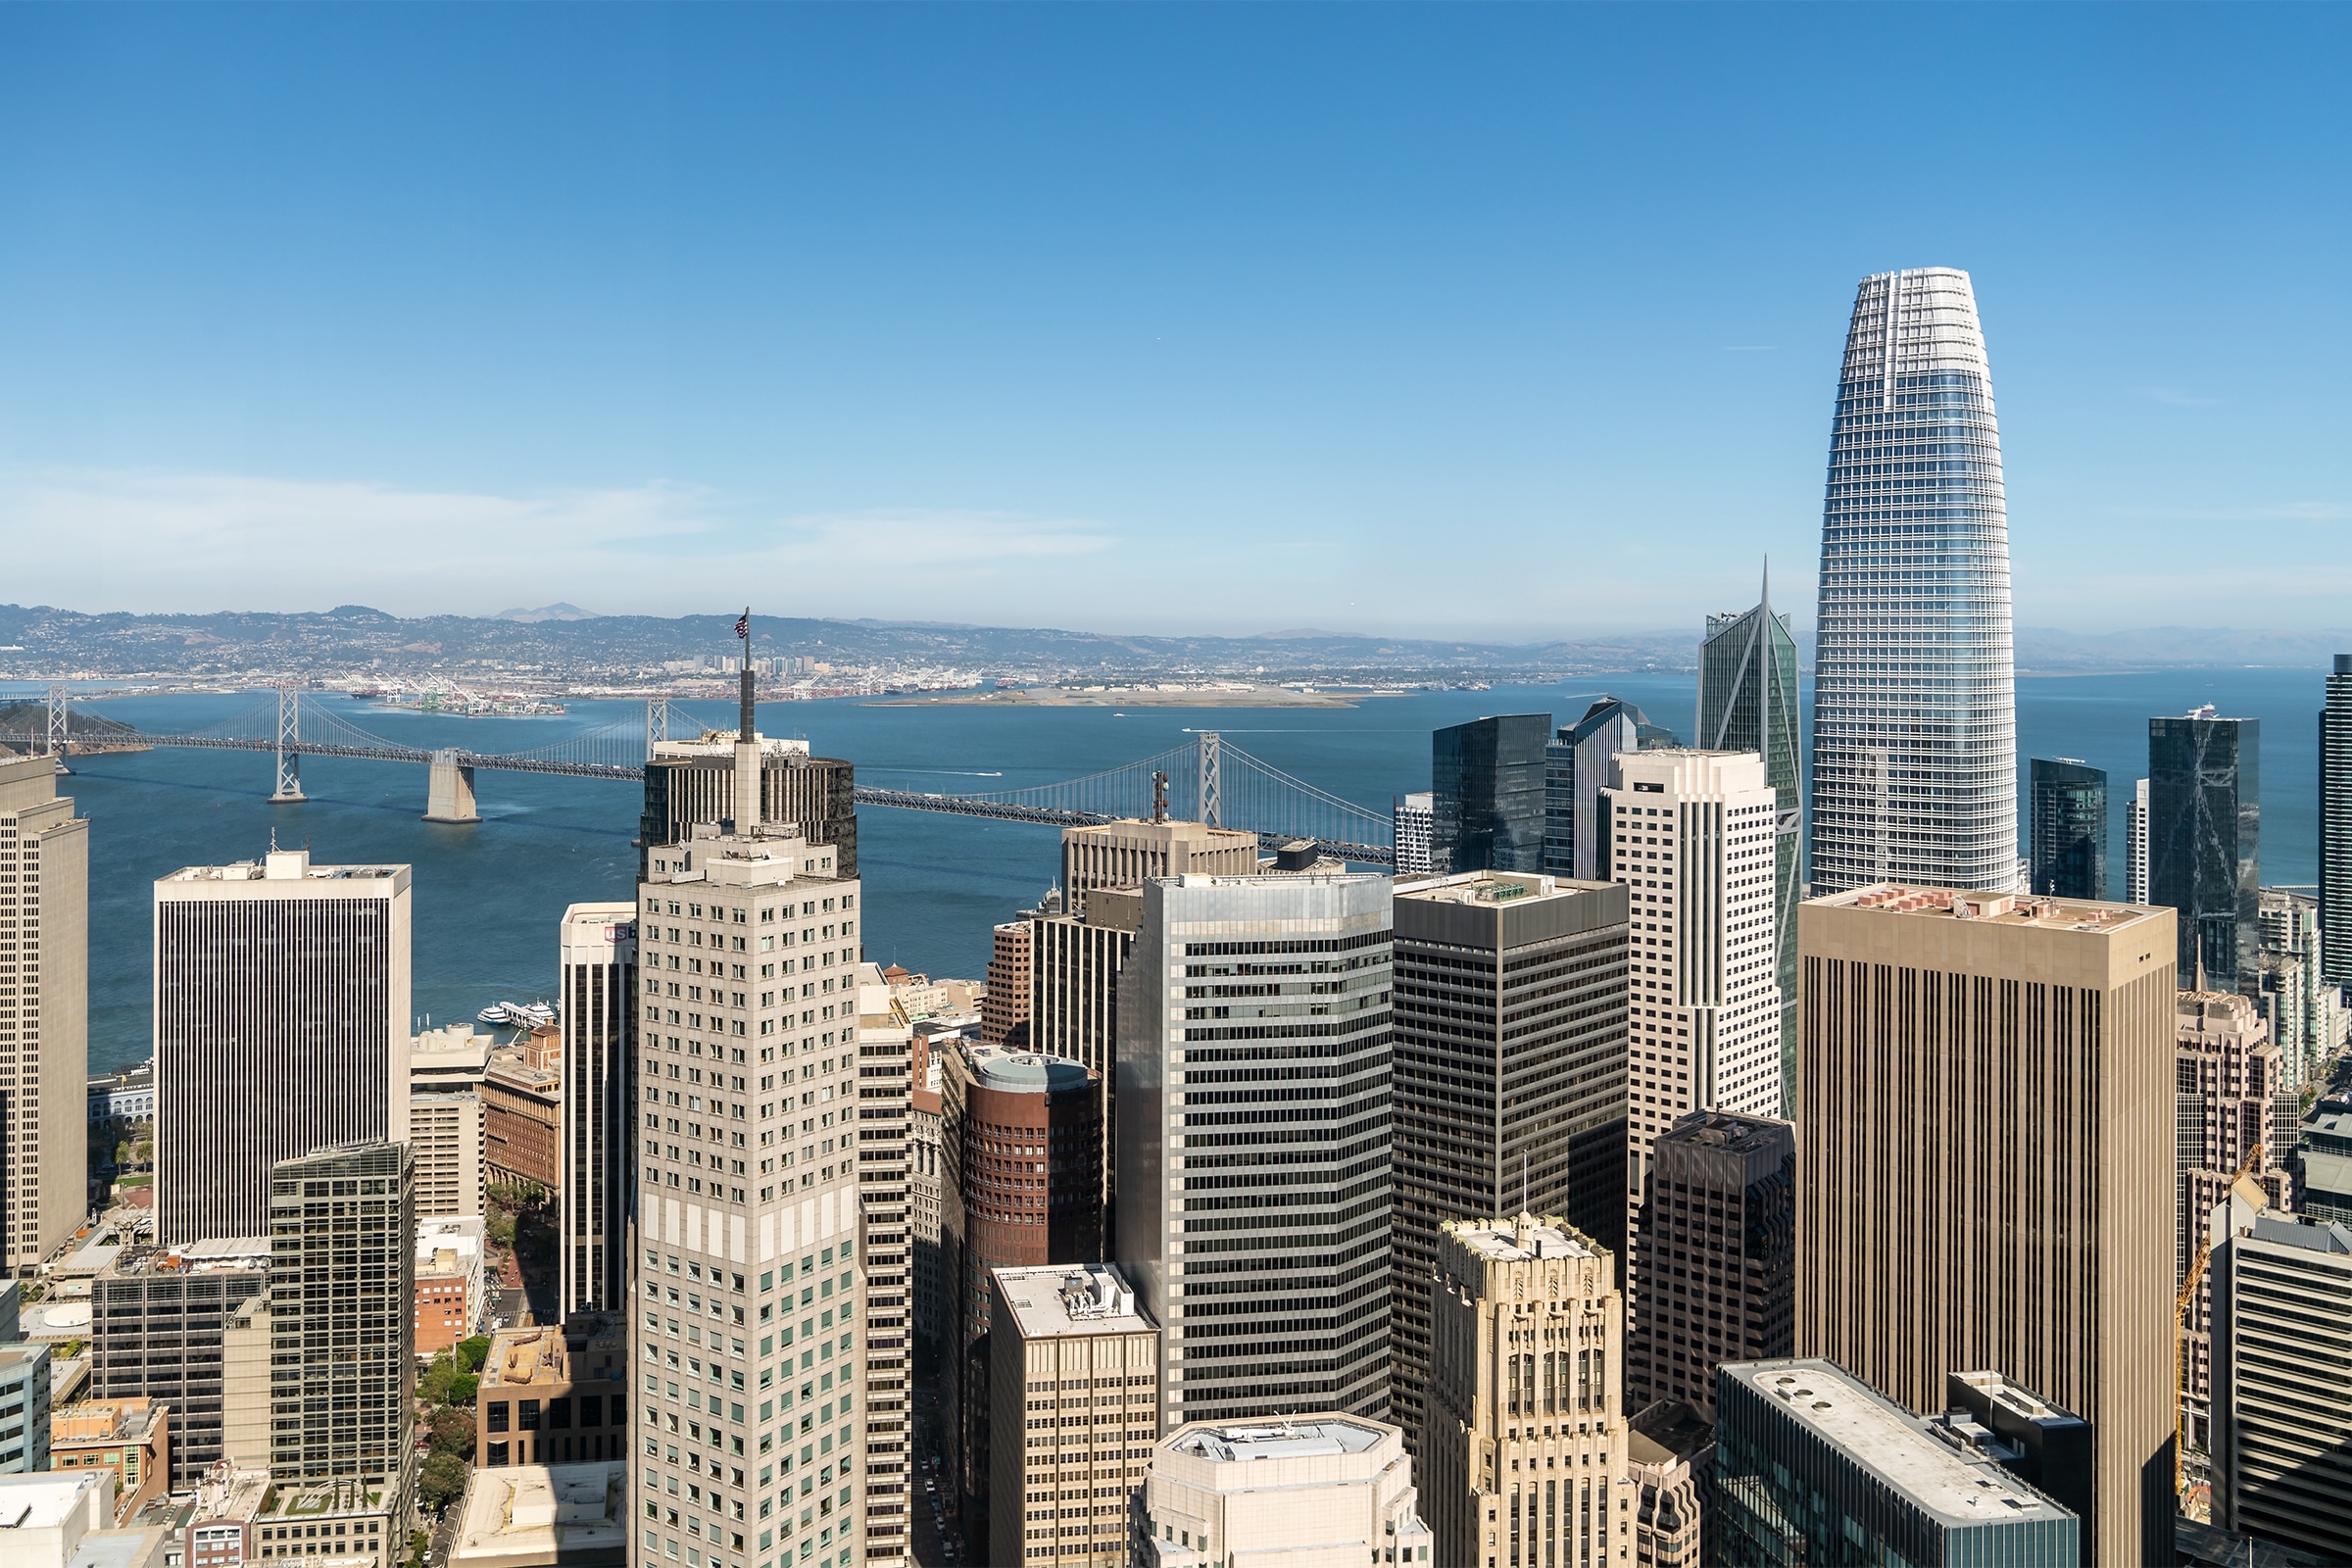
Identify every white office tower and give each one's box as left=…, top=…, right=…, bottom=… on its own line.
left=849, top=961, right=914, bottom=1568
left=153, top=847, right=412, bottom=1247
left=0, top=757, right=89, bottom=1273
left=1807, top=267, right=2018, bottom=895
left=2129, top=777, right=2151, bottom=906
left=1115, top=873, right=1395, bottom=1430
left=562, top=902, right=638, bottom=1316
left=633, top=820, right=870, bottom=1568
left=1601, top=751, right=1781, bottom=1260
left=1394, top=793, right=1435, bottom=877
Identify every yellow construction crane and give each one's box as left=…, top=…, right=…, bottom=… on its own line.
left=2177, top=1142, right=2265, bottom=1491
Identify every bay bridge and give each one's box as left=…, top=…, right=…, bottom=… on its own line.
left=2, top=684, right=1396, bottom=866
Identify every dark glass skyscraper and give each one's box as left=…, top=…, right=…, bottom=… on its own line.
left=2324, top=654, right=2352, bottom=985
left=1544, top=698, right=1677, bottom=880
left=1808, top=268, right=2017, bottom=895
left=1697, top=567, right=1802, bottom=1103
left=1433, top=712, right=1551, bottom=875
left=2030, top=758, right=2108, bottom=901
left=2150, top=711, right=2261, bottom=989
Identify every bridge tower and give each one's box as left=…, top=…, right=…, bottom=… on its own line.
left=269, top=683, right=306, bottom=805
left=1198, top=730, right=1222, bottom=828
left=645, top=697, right=671, bottom=760
left=42, top=682, right=72, bottom=772
left=423, top=748, right=481, bottom=824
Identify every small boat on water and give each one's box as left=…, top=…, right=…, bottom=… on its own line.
left=478, top=1001, right=558, bottom=1028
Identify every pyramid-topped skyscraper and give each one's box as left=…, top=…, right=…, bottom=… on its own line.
left=1807, top=268, right=2018, bottom=894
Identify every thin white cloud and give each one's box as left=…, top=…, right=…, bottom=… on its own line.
left=0, top=468, right=1121, bottom=617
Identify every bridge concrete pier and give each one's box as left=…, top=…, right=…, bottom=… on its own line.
left=422, top=750, right=480, bottom=823
left=270, top=744, right=305, bottom=805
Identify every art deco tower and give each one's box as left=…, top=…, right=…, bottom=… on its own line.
left=1808, top=268, right=2018, bottom=895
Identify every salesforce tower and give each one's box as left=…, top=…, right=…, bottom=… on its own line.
left=1808, top=267, right=2018, bottom=895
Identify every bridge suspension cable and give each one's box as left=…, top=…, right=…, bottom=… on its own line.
left=3, top=699, right=1396, bottom=862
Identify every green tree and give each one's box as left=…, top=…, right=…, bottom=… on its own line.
left=417, top=1353, right=476, bottom=1408
left=133, top=1138, right=153, bottom=1163
left=429, top=1404, right=475, bottom=1458
left=483, top=1210, right=515, bottom=1249
left=418, top=1452, right=469, bottom=1511
left=455, top=1336, right=491, bottom=1374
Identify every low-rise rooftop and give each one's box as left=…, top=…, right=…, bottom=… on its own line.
left=1395, top=870, right=1593, bottom=906
left=996, top=1265, right=1155, bottom=1341
left=1726, top=1360, right=2069, bottom=1526
left=450, top=1463, right=625, bottom=1568
left=1167, top=1416, right=1388, bottom=1464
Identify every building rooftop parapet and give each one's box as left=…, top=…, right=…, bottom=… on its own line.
left=1446, top=1213, right=1597, bottom=1263
left=1166, top=1416, right=1386, bottom=1465
left=52, top=1397, right=164, bottom=1446
left=970, top=1051, right=1094, bottom=1095
left=1394, top=869, right=1610, bottom=906
left=1724, top=1360, right=2074, bottom=1527
left=1815, top=883, right=2160, bottom=931
left=99, top=1238, right=272, bottom=1278
left=996, top=1264, right=1154, bottom=1340
left=160, top=851, right=403, bottom=885
left=449, top=1462, right=625, bottom=1568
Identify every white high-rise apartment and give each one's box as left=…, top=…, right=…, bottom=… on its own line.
left=1600, top=751, right=1780, bottom=1261
left=0, top=757, right=88, bottom=1273
left=1394, top=793, right=1435, bottom=877
left=154, top=847, right=411, bottom=1247
left=562, top=902, right=638, bottom=1316
left=2129, top=777, right=2151, bottom=906
left=1808, top=267, right=2018, bottom=896
left=633, top=816, right=874, bottom=1568
left=1115, top=873, right=1395, bottom=1430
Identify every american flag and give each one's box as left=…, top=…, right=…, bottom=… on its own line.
left=734, top=610, right=750, bottom=640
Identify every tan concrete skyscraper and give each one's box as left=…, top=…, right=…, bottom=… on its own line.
left=1423, top=1214, right=1625, bottom=1568
left=633, top=819, right=882, bottom=1568
left=0, top=756, right=88, bottom=1273
left=1796, top=884, right=2176, bottom=1567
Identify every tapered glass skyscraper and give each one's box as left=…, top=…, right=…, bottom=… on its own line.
left=1698, top=564, right=1802, bottom=1104
left=1808, top=268, right=2017, bottom=894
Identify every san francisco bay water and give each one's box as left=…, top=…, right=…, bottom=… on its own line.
left=7, top=666, right=2329, bottom=1075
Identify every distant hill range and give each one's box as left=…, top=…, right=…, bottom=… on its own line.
left=0, top=603, right=1705, bottom=680
left=0, top=603, right=2339, bottom=680
left=2013, top=625, right=2351, bottom=672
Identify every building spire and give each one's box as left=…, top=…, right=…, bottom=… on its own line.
left=732, top=607, right=760, bottom=831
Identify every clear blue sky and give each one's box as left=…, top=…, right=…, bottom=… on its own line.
left=2, top=5, right=2346, bottom=640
